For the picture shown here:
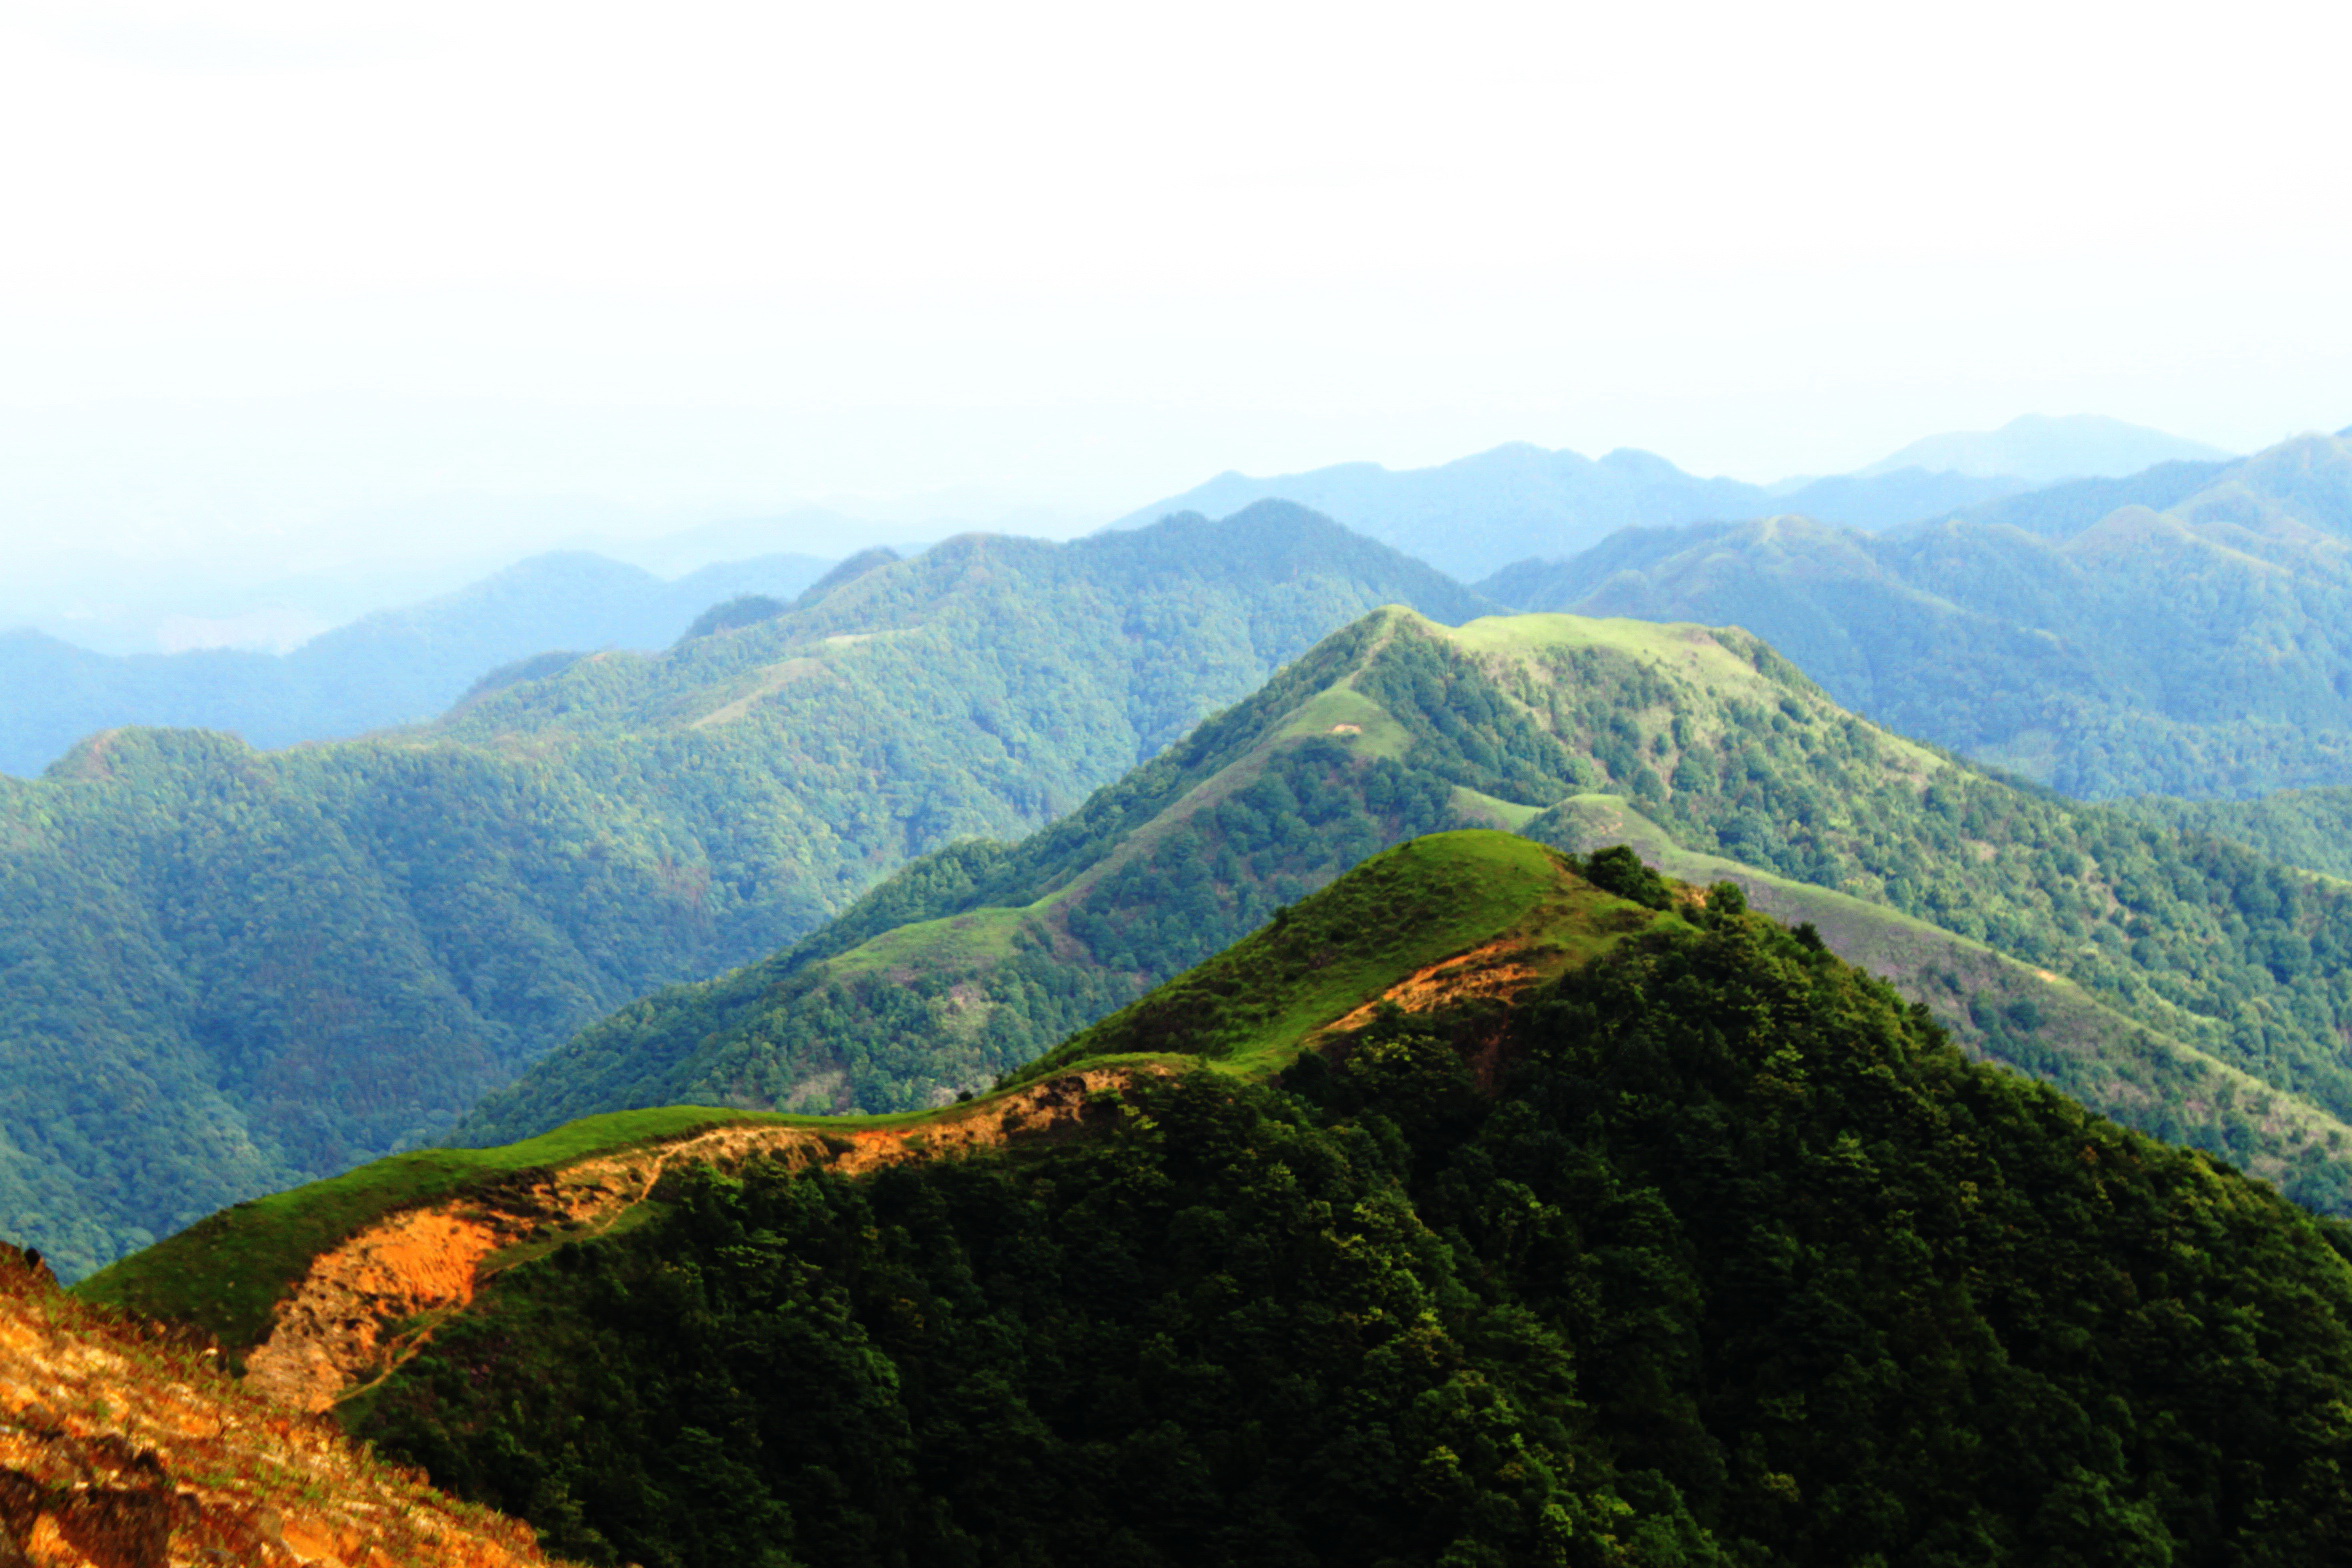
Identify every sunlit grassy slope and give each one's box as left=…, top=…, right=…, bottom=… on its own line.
left=1024, top=831, right=1664, bottom=1077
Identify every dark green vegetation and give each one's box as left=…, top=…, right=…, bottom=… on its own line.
left=1529, top=795, right=2352, bottom=1215
left=1481, top=429, right=2352, bottom=797
left=473, top=605, right=2352, bottom=1215
left=351, top=862, right=2352, bottom=1567
left=0, top=549, right=833, bottom=777
left=2, top=506, right=1488, bottom=1279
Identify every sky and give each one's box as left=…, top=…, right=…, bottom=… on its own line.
left=3, top=0, right=2351, bottom=612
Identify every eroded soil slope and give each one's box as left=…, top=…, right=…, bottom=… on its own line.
left=245, top=1070, right=1141, bottom=1413
left=0, top=1245, right=552, bottom=1568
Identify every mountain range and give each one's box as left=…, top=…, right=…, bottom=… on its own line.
left=1481, top=428, right=2352, bottom=797
left=1116, top=415, right=2228, bottom=580
left=465, top=605, right=2352, bottom=1224
left=0, top=507, right=1484, bottom=1279
left=27, top=432, right=2352, bottom=1566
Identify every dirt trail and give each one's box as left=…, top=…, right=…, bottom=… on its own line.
left=245, top=1069, right=1143, bottom=1414
left=0, top=1246, right=552, bottom=1568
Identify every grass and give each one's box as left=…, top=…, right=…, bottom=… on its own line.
left=825, top=905, right=1032, bottom=977
left=1024, top=830, right=1666, bottom=1079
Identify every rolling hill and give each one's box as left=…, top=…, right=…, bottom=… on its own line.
left=1481, top=429, right=2352, bottom=797
left=0, top=505, right=1490, bottom=1280
left=0, top=547, right=835, bottom=776
left=79, top=832, right=2352, bottom=1567
left=461, top=606, right=2352, bottom=1215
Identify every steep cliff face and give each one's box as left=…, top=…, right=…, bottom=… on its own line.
left=0, top=1245, right=551, bottom=1567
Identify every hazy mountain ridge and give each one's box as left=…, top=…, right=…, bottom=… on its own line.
left=0, top=548, right=835, bottom=776
left=0, top=505, right=1487, bottom=1278
left=1116, top=443, right=2024, bottom=580
left=1857, top=412, right=2232, bottom=481
left=1115, top=416, right=2227, bottom=580
left=1482, top=429, right=2352, bottom=796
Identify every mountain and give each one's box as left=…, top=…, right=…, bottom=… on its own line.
left=85, top=834, right=2352, bottom=1565
left=463, top=606, right=2352, bottom=1216
left=0, top=1242, right=550, bottom=1565
left=1480, top=429, right=2352, bottom=797
left=0, top=505, right=1490, bottom=1280
left=0, top=548, right=834, bottom=777
left=1857, top=412, right=2234, bottom=482
left=1113, top=444, right=2021, bottom=580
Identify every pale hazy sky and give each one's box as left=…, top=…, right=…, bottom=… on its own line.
left=3, top=0, right=2350, bottom=569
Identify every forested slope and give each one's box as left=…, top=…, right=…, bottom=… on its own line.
left=2119, top=786, right=2352, bottom=881
left=0, top=505, right=1488, bottom=1278
left=344, top=840, right=2352, bottom=1568
left=468, top=608, right=2352, bottom=1212
left=1481, top=428, right=2352, bottom=797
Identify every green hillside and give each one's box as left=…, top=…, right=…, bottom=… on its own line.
left=2120, top=785, right=2352, bottom=881
left=0, top=505, right=1489, bottom=1279
left=1480, top=430, right=2352, bottom=798
left=465, top=607, right=2352, bottom=1213
left=327, top=838, right=2352, bottom=1567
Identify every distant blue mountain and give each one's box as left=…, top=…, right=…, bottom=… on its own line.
left=0, top=549, right=832, bottom=776
left=1115, top=417, right=2237, bottom=581
left=1857, top=414, right=2232, bottom=483
left=1114, top=445, right=2006, bottom=580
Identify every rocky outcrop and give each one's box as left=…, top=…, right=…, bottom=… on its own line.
left=245, top=1070, right=1143, bottom=1413
left=0, top=1245, right=551, bottom=1567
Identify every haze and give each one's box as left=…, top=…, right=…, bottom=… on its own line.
left=3, top=0, right=2349, bottom=598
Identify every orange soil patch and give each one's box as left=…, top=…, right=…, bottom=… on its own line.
left=243, top=1069, right=1148, bottom=1415
left=0, top=1247, right=552, bottom=1567
left=1322, top=937, right=1545, bottom=1038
